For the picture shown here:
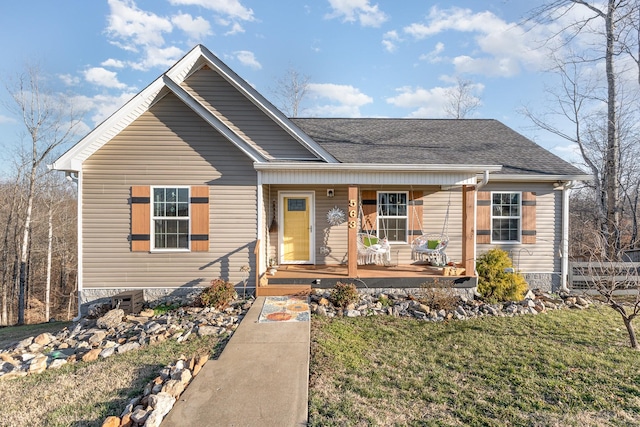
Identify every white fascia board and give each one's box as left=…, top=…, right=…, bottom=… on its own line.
left=490, top=174, right=593, bottom=182
left=163, top=76, right=266, bottom=163
left=51, top=81, right=167, bottom=172
left=254, top=162, right=503, bottom=173
left=191, top=45, right=339, bottom=164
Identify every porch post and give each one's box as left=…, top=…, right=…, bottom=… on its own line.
left=348, top=186, right=358, bottom=277
left=462, top=185, right=476, bottom=275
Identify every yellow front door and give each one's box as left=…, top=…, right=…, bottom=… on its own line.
left=282, top=194, right=312, bottom=263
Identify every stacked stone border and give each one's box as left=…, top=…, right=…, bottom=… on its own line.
left=1, top=288, right=593, bottom=427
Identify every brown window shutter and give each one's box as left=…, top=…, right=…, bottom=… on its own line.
left=409, top=190, right=423, bottom=237
left=477, top=191, right=491, bottom=244
left=361, top=190, right=377, bottom=231
left=131, top=186, right=150, bottom=252
left=521, top=191, right=536, bottom=244
left=190, top=186, right=210, bottom=252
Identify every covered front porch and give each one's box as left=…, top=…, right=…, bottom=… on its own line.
left=254, top=177, right=489, bottom=296
left=255, top=263, right=477, bottom=296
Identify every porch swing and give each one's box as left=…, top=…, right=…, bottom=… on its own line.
left=411, top=191, right=450, bottom=266
left=357, top=197, right=390, bottom=265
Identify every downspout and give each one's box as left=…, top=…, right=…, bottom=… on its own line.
left=74, top=171, right=83, bottom=320
left=561, top=181, right=576, bottom=292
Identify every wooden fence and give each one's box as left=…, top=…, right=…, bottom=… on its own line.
left=569, top=261, right=640, bottom=291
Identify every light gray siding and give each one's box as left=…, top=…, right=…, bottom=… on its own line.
left=182, top=67, right=317, bottom=160
left=82, top=93, right=258, bottom=290
left=264, top=183, right=561, bottom=280
left=265, top=185, right=460, bottom=266
left=478, top=183, right=561, bottom=276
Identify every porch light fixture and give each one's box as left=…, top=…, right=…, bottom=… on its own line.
left=327, top=189, right=335, bottom=198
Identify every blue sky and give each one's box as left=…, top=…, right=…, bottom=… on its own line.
left=0, top=0, right=593, bottom=173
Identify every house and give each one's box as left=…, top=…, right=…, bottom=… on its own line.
left=52, top=45, right=590, bottom=311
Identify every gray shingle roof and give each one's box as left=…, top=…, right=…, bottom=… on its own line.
left=291, top=118, right=585, bottom=176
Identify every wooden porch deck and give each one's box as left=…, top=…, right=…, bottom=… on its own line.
left=255, top=263, right=477, bottom=296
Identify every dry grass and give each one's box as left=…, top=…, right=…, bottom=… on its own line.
left=309, top=307, right=640, bottom=426
left=0, top=334, right=223, bottom=427
left=0, top=321, right=72, bottom=349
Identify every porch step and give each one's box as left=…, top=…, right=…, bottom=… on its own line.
left=255, top=284, right=312, bottom=297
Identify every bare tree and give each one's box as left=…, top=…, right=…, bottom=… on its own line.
left=271, top=67, right=310, bottom=117
left=443, top=77, right=482, bottom=119
left=3, top=64, right=82, bottom=324
left=575, top=254, right=640, bottom=348
left=527, top=0, right=640, bottom=259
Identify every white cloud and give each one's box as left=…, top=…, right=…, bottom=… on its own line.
left=0, top=114, right=15, bottom=124
left=326, top=0, right=388, bottom=27
left=382, top=30, right=400, bottom=53
left=234, top=50, right=261, bottom=70
left=59, top=74, right=81, bottom=86
left=171, top=13, right=212, bottom=39
left=402, top=6, right=548, bottom=77
left=84, top=67, right=128, bottom=89
left=225, top=21, right=245, bottom=35
left=106, top=0, right=173, bottom=50
left=307, top=83, right=373, bottom=117
left=419, top=42, right=445, bottom=63
left=386, top=85, right=451, bottom=117
left=101, top=58, right=126, bottom=68
left=386, top=81, right=485, bottom=118
left=168, top=0, right=254, bottom=21
left=72, top=92, right=138, bottom=126
left=129, top=45, right=185, bottom=71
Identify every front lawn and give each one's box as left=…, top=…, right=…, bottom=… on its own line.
left=309, top=307, right=640, bottom=426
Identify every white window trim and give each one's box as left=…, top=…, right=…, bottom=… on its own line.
left=150, top=185, right=191, bottom=252
left=376, top=191, right=409, bottom=244
left=490, top=191, right=522, bottom=245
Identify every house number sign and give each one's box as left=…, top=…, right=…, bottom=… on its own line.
left=348, top=199, right=357, bottom=229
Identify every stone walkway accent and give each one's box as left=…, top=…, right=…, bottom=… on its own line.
left=162, top=297, right=310, bottom=427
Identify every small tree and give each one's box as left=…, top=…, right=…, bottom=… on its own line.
left=578, top=253, right=640, bottom=349
left=476, top=248, right=528, bottom=303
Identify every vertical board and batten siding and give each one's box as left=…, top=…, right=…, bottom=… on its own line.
left=266, top=185, right=463, bottom=266
left=477, top=183, right=560, bottom=274
left=82, top=93, right=258, bottom=290
left=182, top=67, right=317, bottom=160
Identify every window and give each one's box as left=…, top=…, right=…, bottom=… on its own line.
left=152, top=187, right=190, bottom=250
left=377, top=192, right=408, bottom=243
left=491, top=192, right=520, bottom=243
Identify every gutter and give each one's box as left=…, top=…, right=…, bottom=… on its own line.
left=254, top=162, right=503, bottom=173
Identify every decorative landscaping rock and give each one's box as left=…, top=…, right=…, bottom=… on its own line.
left=0, top=298, right=252, bottom=385
left=96, top=309, right=124, bottom=329
left=310, top=288, right=595, bottom=323
left=145, top=392, right=176, bottom=427
left=101, top=415, right=120, bottom=427
left=82, top=348, right=102, bottom=362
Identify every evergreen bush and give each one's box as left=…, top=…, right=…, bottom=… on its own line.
left=476, top=248, right=528, bottom=302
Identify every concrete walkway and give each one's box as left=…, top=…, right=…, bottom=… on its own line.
left=162, top=297, right=310, bottom=427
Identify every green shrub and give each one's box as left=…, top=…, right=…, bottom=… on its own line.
left=196, top=278, right=237, bottom=309
left=330, top=282, right=359, bottom=308
left=476, top=248, right=528, bottom=302
left=153, top=302, right=180, bottom=315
